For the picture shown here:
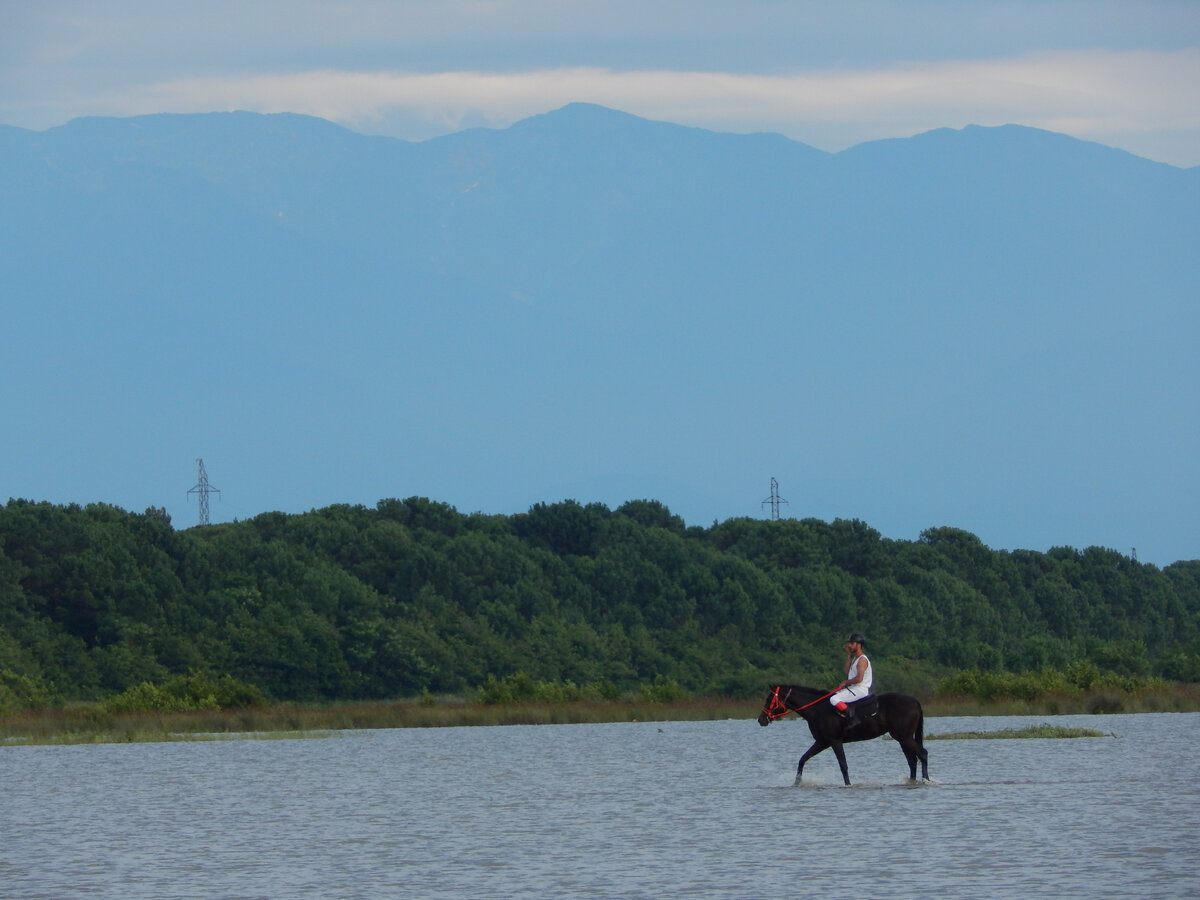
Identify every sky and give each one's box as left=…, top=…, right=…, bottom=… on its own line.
left=2, top=1, right=1197, bottom=567
left=2, top=0, right=1199, bottom=166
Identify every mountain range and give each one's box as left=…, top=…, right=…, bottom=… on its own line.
left=1, top=103, right=1196, bottom=564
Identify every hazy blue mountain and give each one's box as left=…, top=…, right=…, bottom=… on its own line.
left=2, top=104, right=1196, bottom=564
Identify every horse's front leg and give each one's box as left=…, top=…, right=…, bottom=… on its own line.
left=831, top=741, right=851, bottom=785
left=795, top=740, right=828, bottom=785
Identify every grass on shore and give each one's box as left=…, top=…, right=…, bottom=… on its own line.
left=3, top=684, right=1197, bottom=747
left=0, top=696, right=752, bottom=746
left=924, top=681, right=1200, bottom=717
left=927, top=724, right=1111, bottom=740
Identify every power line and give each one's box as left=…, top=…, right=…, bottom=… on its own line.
left=187, top=458, right=221, bottom=526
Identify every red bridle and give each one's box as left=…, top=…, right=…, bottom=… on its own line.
left=760, top=685, right=839, bottom=721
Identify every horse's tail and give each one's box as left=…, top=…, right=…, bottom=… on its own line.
left=915, top=704, right=925, bottom=746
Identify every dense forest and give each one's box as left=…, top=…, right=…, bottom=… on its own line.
left=1, top=497, right=1197, bottom=711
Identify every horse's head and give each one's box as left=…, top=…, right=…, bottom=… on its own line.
left=758, top=685, right=790, bottom=726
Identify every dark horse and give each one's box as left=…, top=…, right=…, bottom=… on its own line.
left=758, top=684, right=929, bottom=785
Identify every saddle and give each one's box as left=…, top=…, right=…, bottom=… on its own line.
left=847, top=695, right=878, bottom=718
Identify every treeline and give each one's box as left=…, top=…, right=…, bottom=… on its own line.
left=1, top=497, right=1198, bottom=710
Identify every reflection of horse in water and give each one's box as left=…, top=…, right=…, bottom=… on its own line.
left=759, top=685, right=930, bottom=786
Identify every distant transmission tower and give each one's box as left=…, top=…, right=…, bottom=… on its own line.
left=761, top=476, right=788, bottom=521
left=187, top=458, right=221, bottom=526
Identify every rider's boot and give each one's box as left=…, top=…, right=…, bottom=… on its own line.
left=835, top=701, right=857, bottom=728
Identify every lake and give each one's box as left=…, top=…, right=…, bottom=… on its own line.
left=2, top=712, right=1197, bottom=899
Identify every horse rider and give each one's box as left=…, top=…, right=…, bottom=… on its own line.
left=829, top=632, right=872, bottom=726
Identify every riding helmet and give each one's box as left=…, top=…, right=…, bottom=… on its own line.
left=846, top=632, right=867, bottom=645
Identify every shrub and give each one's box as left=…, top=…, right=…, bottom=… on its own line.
left=1065, top=660, right=1102, bottom=691
left=936, top=668, right=1070, bottom=702
left=0, top=668, right=57, bottom=714
left=102, top=672, right=266, bottom=713
left=476, top=672, right=617, bottom=705
left=1160, top=652, right=1200, bottom=683
left=704, top=668, right=772, bottom=699
left=638, top=674, right=687, bottom=703
left=935, top=665, right=1169, bottom=703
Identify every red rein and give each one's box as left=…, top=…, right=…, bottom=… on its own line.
left=761, top=686, right=839, bottom=721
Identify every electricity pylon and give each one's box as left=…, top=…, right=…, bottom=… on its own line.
left=187, top=458, right=221, bottom=526
left=761, top=476, right=788, bottom=521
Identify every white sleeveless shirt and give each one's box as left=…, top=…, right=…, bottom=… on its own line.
left=848, top=653, right=873, bottom=694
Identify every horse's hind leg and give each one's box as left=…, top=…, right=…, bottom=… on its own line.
left=896, top=735, right=929, bottom=781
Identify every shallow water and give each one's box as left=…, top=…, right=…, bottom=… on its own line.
left=2, top=712, right=1197, bottom=898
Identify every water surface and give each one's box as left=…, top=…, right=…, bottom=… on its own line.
left=2, top=712, right=1196, bottom=898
